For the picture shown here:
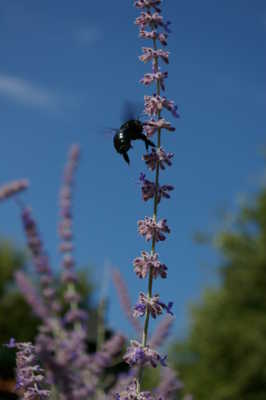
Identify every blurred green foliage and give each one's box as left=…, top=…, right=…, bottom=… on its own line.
left=170, top=187, right=266, bottom=400
left=0, top=240, right=40, bottom=380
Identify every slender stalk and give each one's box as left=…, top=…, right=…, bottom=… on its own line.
left=142, top=36, right=161, bottom=348
left=138, top=35, right=161, bottom=390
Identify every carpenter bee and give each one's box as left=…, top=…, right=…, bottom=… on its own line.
left=110, top=101, right=155, bottom=164
left=113, top=119, right=155, bottom=164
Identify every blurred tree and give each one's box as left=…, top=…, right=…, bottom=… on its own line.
left=0, top=240, right=40, bottom=371
left=0, top=240, right=39, bottom=398
left=170, top=187, right=266, bottom=400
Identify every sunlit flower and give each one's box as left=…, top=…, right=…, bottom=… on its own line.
left=143, top=147, right=174, bottom=170
left=138, top=217, right=170, bottom=242
left=139, top=47, right=169, bottom=64
left=133, top=251, right=168, bottom=279
left=124, top=340, right=167, bottom=368
left=144, top=95, right=179, bottom=117
left=133, top=292, right=173, bottom=318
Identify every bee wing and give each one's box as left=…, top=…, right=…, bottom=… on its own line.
left=98, top=127, right=117, bottom=139
left=121, top=100, right=144, bottom=122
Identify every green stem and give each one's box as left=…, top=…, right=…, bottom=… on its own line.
left=138, top=35, right=161, bottom=391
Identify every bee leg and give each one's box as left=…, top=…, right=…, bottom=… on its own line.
left=137, top=133, right=156, bottom=150
left=145, top=137, right=156, bottom=149
left=123, top=152, right=130, bottom=165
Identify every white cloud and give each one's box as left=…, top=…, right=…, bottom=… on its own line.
left=75, top=26, right=103, bottom=46
left=0, top=74, right=60, bottom=110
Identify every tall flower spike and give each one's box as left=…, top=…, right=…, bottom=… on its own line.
left=0, top=179, right=28, bottom=202
left=15, top=271, right=49, bottom=320
left=120, top=1, right=178, bottom=399
left=58, top=144, right=85, bottom=326
left=112, top=268, right=142, bottom=334
left=20, top=206, right=59, bottom=313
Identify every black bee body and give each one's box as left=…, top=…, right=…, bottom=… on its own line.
left=113, top=119, right=155, bottom=164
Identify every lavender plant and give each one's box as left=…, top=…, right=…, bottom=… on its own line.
left=0, top=2, right=188, bottom=399
left=1, top=149, right=125, bottom=400
left=115, top=1, right=180, bottom=399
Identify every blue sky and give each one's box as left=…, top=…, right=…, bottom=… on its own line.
left=0, top=0, right=266, bottom=341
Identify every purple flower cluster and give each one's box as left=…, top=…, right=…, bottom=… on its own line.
left=144, top=95, right=179, bottom=118
left=143, top=147, right=174, bottom=170
left=133, top=292, right=173, bottom=319
left=21, top=207, right=60, bottom=313
left=143, top=118, right=175, bottom=138
left=2, top=146, right=130, bottom=400
left=115, top=380, right=153, bottom=400
left=138, top=217, right=170, bottom=242
left=139, top=172, right=174, bottom=203
left=5, top=338, right=50, bottom=399
left=140, top=70, right=168, bottom=90
left=124, top=340, right=167, bottom=368
left=133, top=251, right=167, bottom=279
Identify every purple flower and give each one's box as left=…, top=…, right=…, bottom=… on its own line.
left=144, top=95, right=179, bottom=118
left=143, top=118, right=175, bottom=137
left=0, top=179, right=29, bottom=202
left=64, top=287, right=81, bottom=303
left=61, top=254, right=75, bottom=269
left=141, top=71, right=168, bottom=91
left=139, top=29, right=168, bottom=46
left=143, top=147, right=174, bottom=170
left=149, top=315, right=174, bottom=349
left=111, top=269, right=142, bottom=334
left=64, top=308, right=88, bottom=324
left=133, top=251, right=168, bottom=279
left=139, top=173, right=156, bottom=202
left=20, top=207, right=58, bottom=310
left=134, top=0, right=162, bottom=13
left=155, top=367, right=184, bottom=400
left=139, top=174, right=173, bottom=203
left=124, top=340, right=167, bottom=368
left=159, top=184, right=174, bottom=202
left=6, top=337, right=16, bottom=348
left=93, top=333, right=125, bottom=373
left=136, top=12, right=170, bottom=32
left=116, top=380, right=154, bottom=400
left=138, top=217, right=170, bottom=242
left=160, top=301, right=174, bottom=315
left=133, top=292, right=173, bottom=319
left=133, top=293, right=159, bottom=318
left=133, top=302, right=147, bottom=318
left=139, top=47, right=169, bottom=64
left=15, top=271, right=49, bottom=320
